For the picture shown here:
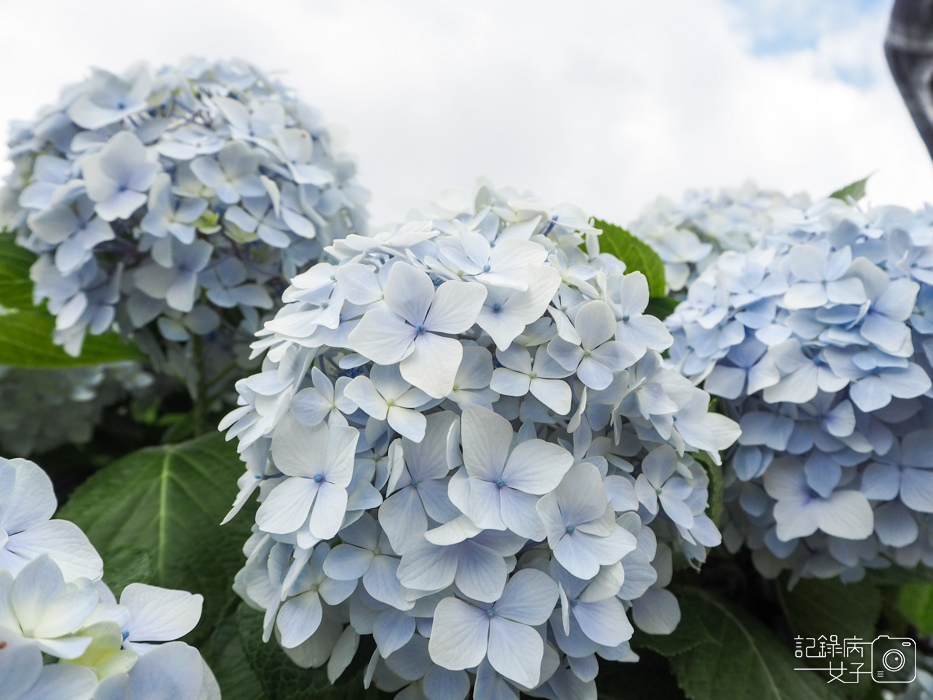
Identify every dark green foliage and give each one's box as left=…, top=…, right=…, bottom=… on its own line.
left=58, top=433, right=255, bottom=644
left=829, top=176, right=870, bottom=202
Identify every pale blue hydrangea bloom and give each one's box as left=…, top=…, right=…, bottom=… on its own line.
left=0, top=456, right=217, bottom=699
left=0, top=58, right=368, bottom=396
left=0, top=362, right=153, bottom=458
left=667, top=194, right=933, bottom=583
left=222, top=180, right=740, bottom=697
left=628, top=180, right=811, bottom=293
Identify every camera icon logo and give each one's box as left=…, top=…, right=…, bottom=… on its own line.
left=871, top=636, right=916, bottom=683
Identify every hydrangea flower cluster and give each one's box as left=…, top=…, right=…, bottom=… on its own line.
left=221, top=181, right=740, bottom=698
left=0, top=455, right=218, bottom=699
left=628, top=181, right=811, bottom=293
left=0, top=57, right=368, bottom=390
left=667, top=196, right=933, bottom=582
left=0, top=362, right=153, bottom=457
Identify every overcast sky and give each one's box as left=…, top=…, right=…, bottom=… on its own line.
left=1, top=0, right=929, bottom=229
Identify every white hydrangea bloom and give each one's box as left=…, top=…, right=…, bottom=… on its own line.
left=0, top=455, right=217, bottom=699
left=222, top=179, right=740, bottom=697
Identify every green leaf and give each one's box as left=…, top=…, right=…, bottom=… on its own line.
left=669, top=587, right=843, bottom=700
left=645, top=295, right=679, bottom=320
left=865, top=564, right=933, bottom=586
left=203, top=607, right=265, bottom=700
left=0, top=307, right=144, bottom=367
left=597, top=649, right=688, bottom=699
left=829, top=176, right=870, bottom=202
left=58, top=433, right=256, bottom=644
left=898, top=584, right=933, bottom=635
left=97, top=548, right=154, bottom=597
left=0, top=233, right=36, bottom=310
left=592, top=218, right=666, bottom=297
left=779, top=577, right=882, bottom=642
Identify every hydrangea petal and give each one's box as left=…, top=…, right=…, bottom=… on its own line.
left=428, top=598, right=489, bottom=671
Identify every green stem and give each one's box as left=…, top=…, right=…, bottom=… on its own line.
left=204, top=360, right=239, bottom=393
left=192, top=336, right=208, bottom=436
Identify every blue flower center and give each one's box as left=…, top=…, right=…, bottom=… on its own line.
left=495, top=477, right=506, bottom=487
left=414, top=323, right=426, bottom=334
left=491, top=303, right=502, bottom=313
left=565, top=524, right=575, bottom=534
left=313, top=474, right=324, bottom=483
left=483, top=264, right=491, bottom=273
left=338, top=366, right=367, bottom=379
left=622, top=315, right=630, bottom=322
left=486, top=608, right=497, bottom=618
left=117, top=101, right=126, bottom=110
left=122, top=630, right=130, bottom=641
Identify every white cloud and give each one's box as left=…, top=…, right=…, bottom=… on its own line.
left=0, top=0, right=930, bottom=231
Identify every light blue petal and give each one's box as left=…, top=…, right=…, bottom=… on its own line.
left=573, top=596, right=633, bottom=646
left=127, top=641, right=205, bottom=700
left=567, top=653, right=599, bottom=683
left=384, top=634, right=432, bottom=681
left=363, top=555, right=414, bottom=611
left=849, top=376, right=892, bottom=413
left=461, top=406, right=512, bottom=482
left=423, top=665, right=471, bottom=700
left=428, top=598, right=489, bottom=671
left=0, top=633, right=42, bottom=698
left=384, top=263, right=434, bottom=326
left=737, top=412, right=794, bottom=450
left=498, top=487, right=545, bottom=540
left=901, top=468, right=933, bottom=514
left=373, top=608, right=416, bottom=657
left=324, top=544, right=374, bottom=581
left=487, top=616, right=543, bottom=688
left=902, top=429, right=933, bottom=467
left=454, top=541, right=508, bottom=603
left=803, top=453, right=841, bottom=499
left=617, top=551, right=657, bottom=600
left=631, top=587, right=680, bottom=635
left=276, top=590, right=323, bottom=648
left=397, top=541, right=458, bottom=594
left=814, top=491, right=873, bottom=540
left=873, top=501, right=918, bottom=547
left=379, top=488, right=429, bottom=555
left=418, top=479, right=460, bottom=524
left=22, top=662, right=98, bottom=700
left=327, top=626, right=360, bottom=683
left=494, top=569, right=557, bottom=626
